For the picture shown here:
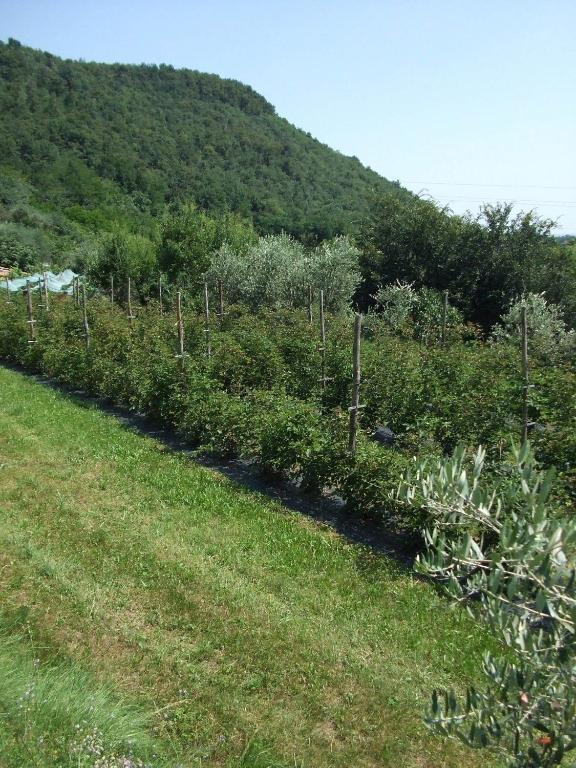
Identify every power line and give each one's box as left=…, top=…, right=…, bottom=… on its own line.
left=404, top=181, right=576, bottom=191
left=432, top=198, right=576, bottom=207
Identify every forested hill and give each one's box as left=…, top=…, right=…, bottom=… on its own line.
left=0, top=38, right=406, bottom=238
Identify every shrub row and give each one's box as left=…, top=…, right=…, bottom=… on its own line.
left=1, top=295, right=574, bottom=522
left=0, top=297, right=424, bottom=532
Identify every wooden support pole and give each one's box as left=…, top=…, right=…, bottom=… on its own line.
left=43, top=272, right=50, bottom=313
left=307, top=285, right=313, bottom=324
left=81, top=283, right=90, bottom=350
left=218, top=279, right=224, bottom=319
left=5, top=277, right=11, bottom=304
left=37, top=276, right=44, bottom=309
left=158, top=274, right=163, bottom=316
left=74, top=276, right=80, bottom=306
left=348, top=313, right=364, bottom=455
left=110, top=274, right=114, bottom=305
left=319, top=289, right=327, bottom=389
left=521, top=305, right=529, bottom=445
left=176, top=291, right=186, bottom=366
left=127, top=277, right=135, bottom=325
left=25, top=281, right=36, bottom=343
left=204, top=281, right=212, bottom=358
left=441, top=290, right=448, bottom=345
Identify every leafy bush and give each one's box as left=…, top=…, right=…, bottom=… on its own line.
left=88, top=228, right=158, bottom=300
left=255, top=392, right=325, bottom=477
left=372, top=281, right=464, bottom=341
left=336, top=435, right=419, bottom=528
left=492, top=293, right=576, bottom=363
left=209, top=326, right=286, bottom=393
left=0, top=225, right=38, bottom=270
left=180, top=387, right=254, bottom=458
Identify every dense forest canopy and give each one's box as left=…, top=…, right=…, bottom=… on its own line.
left=0, top=38, right=407, bottom=240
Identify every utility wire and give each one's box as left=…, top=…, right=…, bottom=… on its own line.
left=404, top=181, right=576, bottom=190
left=432, top=198, right=576, bottom=206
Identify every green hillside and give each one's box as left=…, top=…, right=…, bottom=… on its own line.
left=0, top=38, right=406, bottom=239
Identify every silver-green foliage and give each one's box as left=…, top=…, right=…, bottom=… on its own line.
left=206, top=234, right=360, bottom=312
left=307, top=235, right=361, bottom=312
left=373, top=281, right=463, bottom=339
left=373, top=280, right=417, bottom=331
left=492, top=293, right=576, bottom=362
left=398, top=443, right=576, bottom=767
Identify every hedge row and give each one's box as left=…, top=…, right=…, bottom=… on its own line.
left=0, top=297, right=427, bottom=533
left=1, top=295, right=574, bottom=525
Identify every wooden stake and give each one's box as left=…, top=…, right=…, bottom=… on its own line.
left=319, top=289, right=327, bottom=389
left=5, top=277, right=11, bottom=304
left=521, top=305, right=529, bottom=445
left=127, top=277, right=135, bottom=325
left=43, top=272, right=49, bottom=312
left=37, top=276, right=44, bottom=309
left=110, top=274, right=114, bottom=305
left=25, top=281, right=36, bottom=343
left=175, top=290, right=186, bottom=369
left=348, top=313, right=364, bottom=454
left=81, top=283, right=90, bottom=350
left=204, top=281, right=211, bottom=358
left=158, top=274, right=163, bottom=316
left=307, top=285, right=313, bottom=324
left=218, top=279, right=224, bottom=319
left=441, top=290, right=448, bottom=345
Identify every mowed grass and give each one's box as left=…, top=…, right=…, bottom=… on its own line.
left=0, top=366, right=499, bottom=767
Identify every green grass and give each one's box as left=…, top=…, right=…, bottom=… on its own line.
left=0, top=366, right=499, bottom=767
left=0, top=617, right=157, bottom=767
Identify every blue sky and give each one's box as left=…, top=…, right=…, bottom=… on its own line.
left=2, top=0, right=575, bottom=232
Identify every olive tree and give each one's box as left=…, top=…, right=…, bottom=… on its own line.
left=492, top=293, right=576, bottom=362
left=374, top=281, right=463, bottom=340
left=206, top=233, right=361, bottom=313
left=306, top=235, right=361, bottom=312
left=398, top=443, right=576, bottom=768
left=372, top=280, right=417, bottom=333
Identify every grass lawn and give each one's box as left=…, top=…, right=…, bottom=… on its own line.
left=0, top=366, right=499, bottom=767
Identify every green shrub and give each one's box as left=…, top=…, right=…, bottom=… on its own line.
left=336, top=435, right=422, bottom=530
left=398, top=443, right=576, bottom=768
left=255, top=392, right=325, bottom=477
left=209, top=327, right=285, bottom=393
